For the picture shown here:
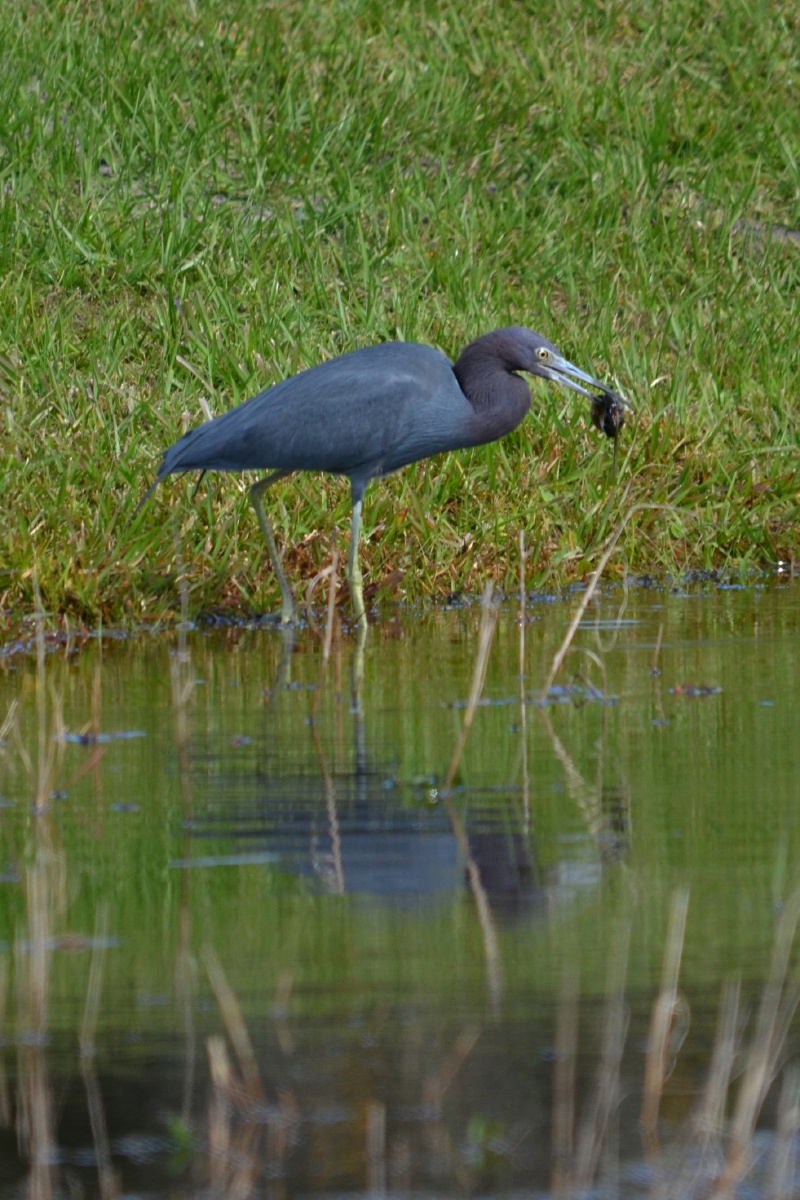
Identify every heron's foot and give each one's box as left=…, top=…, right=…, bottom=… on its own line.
left=280, top=603, right=297, bottom=626
left=278, top=588, right=298, bottom=627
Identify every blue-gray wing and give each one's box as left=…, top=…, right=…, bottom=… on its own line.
left=158, top=342, right=473, bottom=482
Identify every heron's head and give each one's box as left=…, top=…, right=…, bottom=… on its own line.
left=497, top=326, right=633, bottom=439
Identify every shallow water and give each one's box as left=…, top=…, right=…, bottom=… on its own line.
left=1, top=580, right=799, bottom=1197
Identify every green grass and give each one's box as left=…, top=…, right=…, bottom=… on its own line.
left=1, top=0, right=798, bottom=628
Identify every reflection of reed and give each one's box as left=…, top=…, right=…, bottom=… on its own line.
left=421, top=1029, right=481, bottom=1193
left=169, top=541, right=201, bottom=1135
left=204, top=943, right=266, bottom=1200
left=79, top=904, right=119, bottom=1200
left=169, top=561, right=196, bottom=819
left=539, top=503, right=676, bottom=700
left=7, top=599, right=800, bottom=1199
left=548, top=889, right=800, bottom=1200
left=641, top=888, right=690, bottom=1150
left=206, top=1035, right=261, bottom=1199
left=304, top=529, right=340, bottom=667
left=18, top=852, right=56, bottom=1200
left=552, top=964, right=579, bottom=1199
left=306, top=543, right=348, bottom=893
left=203, top=947, right=299, bottom=1198
left=440, top=583, right=503, bottom=1012
left=17, top=594, right=61, bottom=1200
left=517, top=533, right=530, bottom=836
left=12, top=597, right=122, bottom=1200
left=573, top=917, right=629, bottom=1188
left=548, top=896, right=666, bottom=1197
left=365, top=1099, right=386, bottom=1197
left=717, top=889, right=800, bottom=1197
left=538, top=705, right=630, bottom=866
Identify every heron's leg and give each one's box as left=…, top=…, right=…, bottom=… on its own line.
left=347, top=497, right=367, bottom=627
left=250, top=470, right=296, bottom=626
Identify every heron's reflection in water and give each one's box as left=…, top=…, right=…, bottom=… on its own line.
left=183, top=628, right=629, bottom=931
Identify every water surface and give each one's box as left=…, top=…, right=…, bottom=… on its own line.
left=1, top=580, right=799, bottom=1197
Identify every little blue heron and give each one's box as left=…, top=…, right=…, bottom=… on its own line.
left=144, top=326, right=628, bottom=625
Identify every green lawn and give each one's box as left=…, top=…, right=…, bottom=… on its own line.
left=1, top=0, right=798, bottom=628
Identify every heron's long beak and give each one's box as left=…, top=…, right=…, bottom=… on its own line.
left=541, top=352, right=630, bottom=405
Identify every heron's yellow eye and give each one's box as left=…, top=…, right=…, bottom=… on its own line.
left=537, top=347, right=549, bottom=361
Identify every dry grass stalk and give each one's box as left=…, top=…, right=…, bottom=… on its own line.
left=442, top=580, right=498, bottom=793
left=715, top=889, right=800, bottom=1196
left=0, top=961, right=9, bottom=1128
left=439, top=582, right=502, bottom=1008
left=169, top=537, right=197, bottom=830
left=34, top=580, right=48, bottom=813
left=203, top=946, right=266, bottom=1107
left=175, top=892, right=198, bottom=1128
left=170, top=531, right=195, bottom=741
left=304, top=530, right=340, bottom=656
left=463, top=848, right=503, bottom=1012
left=17, top=858, right=57, bottom=1200
left=322, top=530, right=339, bottom=664
left=366, top=1100, right=387, bottom=1196
left=25, top=579, right=64, bottom=812
left=518, top=532, right=531, bottom=834
left=692, top=978, right=743, bottom=1141
left=207, top=1035, right=234, bottom=1186
left=81, top=1059, right=119, bottom=1200
left=648, top=990, right=739, bottom=1200
left=641, top=888, right=690, bottom=1152
left=538, top=706, right=622, bottom=855
left=422, top=1029, right=481, bottom=1113
left=205, top=999, right=298, bottom=1198
left=765, top=1065, right=800, bottom=1200
left=78, top=905, right=118, bottom=1196
left=8, top=581, right=87, bottom=1200
left=552, top=963, right=579, bottom=1200
left=79, top=903, right=108, bottom=1055
left=206, top=1034, right=259, bottom=1200
left=589, top=570, right=630, bottom=658
left=19, top=1043, right=54, bottom=1200
left=269, top=1086, right=299, bottom=1180
left=13, top=586, right=64, bottom=1200
left=176, top=353, right=214, bottom=395
left=650, top=900, right=800, bottom=1200
left=272, top=971, right=295, bottom=1059
left=573, top=918, right=631, bottom=1190
left=540, top=503, right=677, bottom=701
left=0, top=697, right=18, bottom=756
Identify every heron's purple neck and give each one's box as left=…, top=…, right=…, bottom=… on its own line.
left=452, top=332, right=532, bottom=442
